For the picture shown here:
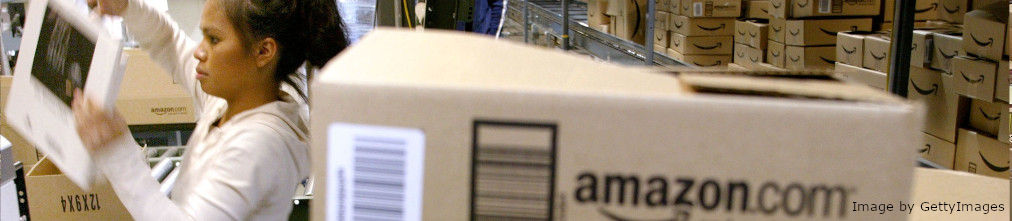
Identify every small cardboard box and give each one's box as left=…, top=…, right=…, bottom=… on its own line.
left=954, top=128, right=1010, bottom=179
left=930, top=32, right=963, bottom=73
left=666, top=48, right=731, bottom=66
left=744, top=0, right=770, bottom=19
left=937, top=0, right=969, bottom=23
left=962, top=9, right=1007, bottom=61
left=770, top=0, right=879, bottom=18
left=733, top=43, right=765, bottom=68
left=784, top=18, right=874, bottom=46
left=655, top=11, right=670, bottom=31
left=834, top=62, right=887, bottom=90
left=767, top=40, right=786, bottom=67
left=311, top=29, right=923, bottom=221
left=920, top=133, right=956, bottom=169
left=670, top=15, right=734, bottom=36
left=25, top=157, right=131, bottom=220
left=734, top=20, right=768, bottom=50
left=616, top=14, right=647, bottom=44
left=1, top=76, right=39, bottom=166
left=862, top=35, right=891, bottom=73
left=968, top=99, right=1008, bottom=138
left=785, top=45, right=836, bottom=70
left=883, top=0, right=940, bottom=22
left=769, top=17, right=786, bottom=43
left=911, top=30, right=935, bottom=68
left=116, top=49, right=197, bottom=126
left=654, top=30, right=670, bottom=48
left=971, top=0, right=1004, bottom=10
left=835, top=31, right=866, bottom=67
left=587, top=0, right=610, bottom=27
left=952, top=56, right=1003, bottom=101
left=656, top=0, right=671, bottom=12
left=670, top=0, right=681, bottom=15
left=668, top=32, right=733, bottom=55
left=908, top=168, right=1009, bottom=221
left=679, top=0, right=741, bottom=17
left=909, top=66, right=962, bottom=143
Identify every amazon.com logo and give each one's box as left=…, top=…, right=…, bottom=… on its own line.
left=574, top=172, right=855, bottom=219
left=151, top=106, right=187, bottom=116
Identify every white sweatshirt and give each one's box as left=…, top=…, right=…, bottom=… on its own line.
left=92, top=0, right=311, bottom=220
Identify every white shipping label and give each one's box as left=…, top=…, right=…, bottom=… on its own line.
left=327, top=123, right=425, bottom=221
left=694, top=2, right=703, bottom=16
left=819, top=0, right=831, bottom=13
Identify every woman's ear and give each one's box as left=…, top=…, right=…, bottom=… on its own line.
left=255, top=38, right=278, bottom=68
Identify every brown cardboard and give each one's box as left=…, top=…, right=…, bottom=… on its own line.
left=116, top=49, right=197, bottom=126
left=735, top=20, right=768, bottom=50
left=588, top=0, right=610, bottom=27
left=655, top=11, right=670, bottom=31
left=908, top=168, right=1009, bottom=221
left=784, top=18, right=873, bottom=46
left=656, top=0, right=671, bottom=12
left=930, top=32, right=963, bottom=73
left=920, top=133, right=956, bottom=169
left=954, top=129, right=1010, bottom=179
left=668, top=32, right=732, bottom=54
left=311, top=29, right=923, bottom=221
left=968, top=99, right=1007, bottom=138
left=1008, top=5, right=1011, bottom=56
left=785, top=45, right=836, bottom=70
left=770, top=0, right=879, bottom=18
left=834, top=62, right=887, bottom=90
left=767, top=40, right=786, bottom=67
left=26, top=157, right=131, bottom=220
left=911, top=30, right=934, bottom=68
left=909, top=66, right=962, bottom=142
left=952, top=56, right=1000, bottom=101
left=962, top=9, right=1007, bottom=61
left=670, top=15, right=734, bottom=36
left=883, top=0, right=940, bottom=22
left=0, top=76, right=39, bottom=166
left=769, top=17, right=786, bottom=43
left=670, top=0, right=681, bottom=15
left=744, top=0, right=771, bottom=19
left=616, top=14, right=647, bottom=44
left=998, top=59, right=1009, bottom=102
left=938, top=0, right=969, bottom=23
left=679, top=0, right=741, bottom=17
left=733, top=43, right=765, bottom=68
left=835, top=31, right=866, bottom=67
left=654, top=30, right=670, bottom=49
left=862, top=35, right=891, bottom=73
left=971, top=0, right=1003, bottom=10
left=666, top=48, right=731, bottom=66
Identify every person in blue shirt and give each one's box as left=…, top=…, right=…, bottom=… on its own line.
left=473, top=0, right=503, bottom=35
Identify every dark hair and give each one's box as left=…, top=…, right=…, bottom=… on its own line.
left=221, top=0, right=349, bottom=99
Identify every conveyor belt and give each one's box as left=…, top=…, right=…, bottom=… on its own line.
left=502, top=0, right=689, bottom=67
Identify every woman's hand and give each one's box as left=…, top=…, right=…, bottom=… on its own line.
left=72, top=89, right=128, bottom=151
left=86, top=0, right=129, bottom=16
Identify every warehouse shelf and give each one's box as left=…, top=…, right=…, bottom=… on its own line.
left=501, top=0, right=689, bottom=67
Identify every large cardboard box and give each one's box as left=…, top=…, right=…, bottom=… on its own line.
left=615, top=14, right=647, bottom=44
left=968, top=99, right=1008, bottom=138
left=908, top=168, right=1009, bottom=220
left=668, top=33, right=732, bottom=55
left=937, top=0, right=969, bottom=23
left=770, top=0, right=879, bottom=18
left=310, top=29, right=923, bottom=221
left=962, top=9, right=1007, bottom=61
left=678, top=0, right=740, bottom=17
left=734, top=20, right=768, bottom=50
left=116, top=49, right=197, bottom=126
left=587, top=0, right=610, bottom=28
left=971, top=0, right=1003, bottom=10
left=733, top=43, right=765, bottom=68
left=784, top=18, right=873, bottom=46
left=930, top=32, right=963, bottom=73
left=767, top=40, right=786, bottom=67
left=0, top=76, right=39, bottom=166
left=952, top=56, right=1004, bottom=102
left=883, top=0, right=939, bottom=22
left=785, top=45, right=836, bottom=70
left=670, top=16, right=734, bottom=36
left=744, top=0, right=770, bottom=19
left=835, top=31, right=866, bottom=67
left=909, top=66, right=962, bottom=143
left=862, top=35, right=891, bottom=73
left=769, top=17, right=786, bottom=43
left=666, top=49, right=731, bottom=66
left=954, top=129, right=1009, bottom=179
left=25, top=158, right=131, bottom=220
left=834, top=62, right=887, bottom=90
left=919, top=133, right=956, bottom=169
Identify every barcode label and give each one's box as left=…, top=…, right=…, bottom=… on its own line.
left=327, top=123, right=425, bottom=221
left=924, top=39, right=934, bottom=63
left=693, top=2, right=703, bottom=16
left=818, top=0, right=830, bottom=13
left=471, top=121, right=558, bottom=220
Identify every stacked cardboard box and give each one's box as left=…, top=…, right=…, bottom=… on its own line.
left=665, top=0, right=739, bottom=67
left=592, top=0, right=649, bottom=44
left=732, top=20, right=769, bottom=69
left=652, top=0, right=674, bottom=53
left=833, top=31, right=891, bottom=90
left=879, top=0, right=943, bottom=30
left=743, top=0, right=769, bottom=19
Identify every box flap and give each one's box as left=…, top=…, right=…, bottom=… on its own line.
left=317, top=29, right=690, bottom=97
left=678, top=73, right=905, bottom=103
left=27, top=155, right=61, bottom=176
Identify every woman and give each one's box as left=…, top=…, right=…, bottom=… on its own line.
left=72, top=0, right=348, bottom=219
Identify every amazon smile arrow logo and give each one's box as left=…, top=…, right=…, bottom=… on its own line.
left=698, top=24, right=725, bottom=31
left=979, top=152, right=1009, bottom=172
left=979, top=107, right=1000, bottom=121
left=910, top=80, right=938, bottom=95
left=970, top=34, right=993, bottom=47
left=960, top=72, right=984, bottom=84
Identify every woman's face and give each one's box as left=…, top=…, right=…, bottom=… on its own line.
left=193, top=0, right=259, bottom=100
